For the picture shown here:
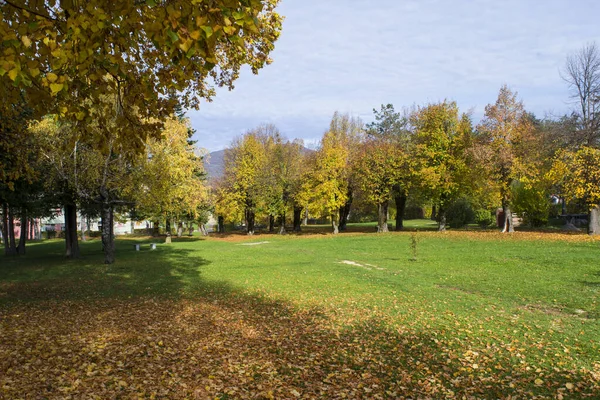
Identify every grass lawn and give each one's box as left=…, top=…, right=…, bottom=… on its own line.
left=1, top=227, right=599, bottom=398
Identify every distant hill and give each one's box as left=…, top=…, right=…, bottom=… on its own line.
left=203, top=149, right=225, bottom=181
left=203, top=147, right=315, bottom=182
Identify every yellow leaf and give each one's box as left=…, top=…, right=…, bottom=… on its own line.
left=29, top=67, right=40, bottom=77
left=8, top=68, right=19, bottom=81
left=76, top=111, right=86, bottom=121
left=47, top=72, right=58, bottom=83
left=190, top=30, right=201, bottom=40
left=565, top=383, right=574, bottom=390
left=178, top=39, right=192, bottom=53
left=534, top=378, right=543, bottom=386
left=21, top=36, right=32, bottom=48
left=50, top=83, right=64, bottom=95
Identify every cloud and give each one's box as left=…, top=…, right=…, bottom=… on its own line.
left=190, top=0, right=600, bottom=150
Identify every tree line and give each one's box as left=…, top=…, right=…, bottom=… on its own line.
left=216, top=43, right=600, bottom=237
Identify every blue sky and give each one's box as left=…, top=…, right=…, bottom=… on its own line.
left=189, top=0, right=600, bottom=151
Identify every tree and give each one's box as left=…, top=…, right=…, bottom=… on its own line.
left=412, top=101, right=472, bottom=231
left=130, top=117, right=207, bottom=243
left=354, top=138, right=407, bottom=232
left=365, top=104, right=413, bottom=230
left=1, top=1, right=282, bottom=146
left=551, top=147, right=600, bottom=234
left=312, top=112, right=363, bottom=234
left=562, top=42, right=600, bottom=147
left=223, top=128, right=269, bottom=235
left=476, top=86, right=536, bottom=233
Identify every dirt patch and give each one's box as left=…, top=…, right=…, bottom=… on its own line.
left=338, top=260, right=385, bottom=271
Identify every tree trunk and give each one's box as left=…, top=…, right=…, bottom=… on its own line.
left=200, top=224, right=208, bottom=236
left=293, top=206, right=302, bottom=232
left=177, top=220, right=183, bottom=237
left=331, top=214, right=339, bottom=234
left=377, top=201, right=389, bottom=233
left=303, top=208, right=308, bottom=226
left=501, top=204, right=514, bottom=233
left=339, top=201, right=352, bottom=231
left=2, top=203, right=10, bottom=254
left=64, top=203, right=80, bottom=258
left=588, top=205, right=600, bottom=235
left=431, top=204, right=437, bottom=221
left=152, top=220, right=160, bottom=236
left=394, top=193, right=407, bottom=231
left=165, top=217, right=172, bottom=243
left=246, top=208, right=255, bottom=235
left=188, top=222, right=195, bottom=236
left=218, top=216, right=224, bottom=233
left=101, top=203, right=115, bottom=264
left=438, top=207, right=447, bottom=232
left=80, top=215, right=87, bottom=242
left=269, top=215, right=275, bottom=232
left=17, top=210, right=28, bottom=255
left=279, top=213, right=286, bottom=235
left=6, top=206, right=17, bottom=255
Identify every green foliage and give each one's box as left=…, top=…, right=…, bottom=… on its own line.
left=446, top=198, right=475, bottom=228
left=512, top=181, right=550, bottom=227
left=474, top=209, right=495, bottom=228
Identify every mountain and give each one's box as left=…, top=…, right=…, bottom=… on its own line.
left=203, top=149, right=226, bottom=181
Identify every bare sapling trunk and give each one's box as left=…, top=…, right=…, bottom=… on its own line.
left=377, top=201, right=389, bottom=233
left=588, top=205, right=600, bottom=235
left=395, top=193, right=407, bottom=231
left=293, top=206, right=302, bottom=232
left=17, top=210, right=27, bottom=255
left=101, top=204, right=115, bottom=264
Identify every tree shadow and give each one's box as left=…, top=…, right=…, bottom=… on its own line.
left=1, top=242, right=599, bottom=398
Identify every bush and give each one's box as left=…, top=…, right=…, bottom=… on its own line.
left=512, top=181, right=550, bottom=227
left=446, top=199, right=475, bottom=228
left=474, top=209, right=495, bottom=228
left=404, top=206, right=425, bottom=220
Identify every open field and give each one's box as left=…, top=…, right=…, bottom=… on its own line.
left=1, top=227, right=599, bottom=398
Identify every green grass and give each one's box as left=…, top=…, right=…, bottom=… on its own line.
left=1, top=230, right=599, bottom=397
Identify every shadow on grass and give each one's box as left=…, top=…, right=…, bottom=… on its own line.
left=1, top=241, right=598, bottom=398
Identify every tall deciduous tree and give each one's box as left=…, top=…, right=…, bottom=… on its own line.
left=562, top=42, right=600, bottom=147
left=312, top=112, right=363, bottom=234
left=476, top=86, right=536, bottom=233
left=365, top=104, right=413, bottom=230
left=223, top=128, right=269, bottom=235
left=412, top=101, right=472, bottom=231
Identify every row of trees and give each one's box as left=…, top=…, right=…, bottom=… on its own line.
left=217, top=43, right=600, bottom=236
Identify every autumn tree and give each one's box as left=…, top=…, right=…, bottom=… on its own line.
left=412, top=101, right=473, bottom=231
left=365, top=104, right=414, bottom=230
left=129, top=117, right=207, bottom=243
left=476, top=86, right=537, bottom=233
left=223, top=128, right=269, bottom=235
left=1, top=1, right=282, bottom=146
left=551, top=147, right=600, bottom=234
left=312, top=112, right=363, bottom=234
left=354, top=138, right=407, bottom=232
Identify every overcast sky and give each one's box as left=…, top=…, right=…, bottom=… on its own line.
left=188, top=0, right=600, bottom=152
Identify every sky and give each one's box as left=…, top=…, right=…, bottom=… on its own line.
left=188, top=0, right=600, bottom=152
